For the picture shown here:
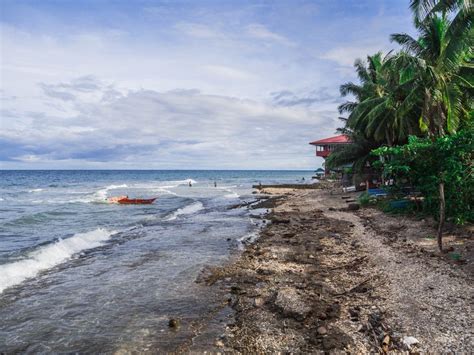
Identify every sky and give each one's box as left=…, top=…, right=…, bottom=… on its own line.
left=0, top=0, right=414, bottom=169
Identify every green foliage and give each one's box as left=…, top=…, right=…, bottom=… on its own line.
left=373, top=127, right=474, bottom=224
left=331, top=0, right=473, bottom=180
left=358, top=192, right=377, bottom=207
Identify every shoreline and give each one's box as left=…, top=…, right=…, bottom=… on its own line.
left=191, top=185, right=473, bottom=353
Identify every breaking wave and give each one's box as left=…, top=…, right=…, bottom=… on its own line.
left=165, top=201, right=204, bottom=221
left=93, top=184, right=128, bottom=202
left=0, top=228, right=115, bottom=293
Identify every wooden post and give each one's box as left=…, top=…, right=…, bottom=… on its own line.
left=437, top=181, right=445, bottom=252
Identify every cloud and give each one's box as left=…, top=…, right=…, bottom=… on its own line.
left=321, top=44, right=386, bottom=67
left=39, top=83, right=77, bottom=101
left=270, top=87, right=340, bottom=107
left=174, top=22, right=225, bottom=39
left=1, top=77, right=337, bottom=169
left=0, top=0, right=414, bottom=168
left=203, top=65, right=255, bottom=81
left=246, top=24, right=294, bottom=46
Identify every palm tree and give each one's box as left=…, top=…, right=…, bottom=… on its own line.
left=340, top=52, right=422, bottom=147
left=390, top=0, right=473, bottom=250
left=325, top=129, right=379, bottom=173
left=390, top=1, right=473, bottom=136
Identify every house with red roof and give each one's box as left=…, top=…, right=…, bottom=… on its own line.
left=309, top=134, right=351, bottom=175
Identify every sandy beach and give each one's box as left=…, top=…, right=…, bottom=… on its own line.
left=194, top=185, right=473, bottom=353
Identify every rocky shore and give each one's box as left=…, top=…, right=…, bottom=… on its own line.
left=193, top=186, right=473, bottom=353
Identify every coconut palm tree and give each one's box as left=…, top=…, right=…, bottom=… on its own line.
left=339, top=52, right=423, bottom=147
left=390, top=0, right=473, bottom=250
left=390, top=1, right=473, bottom=136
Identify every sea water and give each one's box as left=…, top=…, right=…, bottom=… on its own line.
left=0, top=170, right=313, bottom=352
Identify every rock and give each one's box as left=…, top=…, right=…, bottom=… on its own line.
left=318, top=312, right=327, bottom=320
left=274, top=287, right=311, bottom=320
left=283, top=232, right=295, bottom=238
left=326, top=303, right=341, bottom=318
left=168, top=318, right=180, bottom=328
left=271, top=217, right=291, bottom=224
left=257, top=268, right=273, bottom=275
left=254, top=297, right=264, bottom=307
left=347, top=203, right=360, bottom=211
left=215, top=340, right=225, bottom=347
left=402, top=336, right=419, bottom=349
left=230, top=285, right=242, bottom=294
left=317, top=326, right=327, bottom=335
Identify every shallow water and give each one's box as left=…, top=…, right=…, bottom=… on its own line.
left=0, top=170, right=313, bottom=352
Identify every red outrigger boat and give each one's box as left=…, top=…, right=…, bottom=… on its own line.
left=107, top=196, right=157, bottom=205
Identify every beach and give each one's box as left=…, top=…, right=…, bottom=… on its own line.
left=195, top=185, right=473, bottom=353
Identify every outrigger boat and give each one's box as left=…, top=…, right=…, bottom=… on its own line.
left=107, top=195, right=157, bottom=205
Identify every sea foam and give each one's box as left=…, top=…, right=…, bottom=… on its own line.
left=94, top=184, right=128, bottom=201
left=0, top=228, right=115, bottom=293
left=165, top=201, right=204, bottom=221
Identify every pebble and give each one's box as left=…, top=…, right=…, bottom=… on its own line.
left=168, top=318, right=180, bottom=328
left=215, top=340, right=225, bottom=347
left=254, top=297, right=264, bottom=307
left=317, top=326, right=327, bottom=335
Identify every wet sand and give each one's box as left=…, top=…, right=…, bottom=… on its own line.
left=192, top=186, right=473, bottom=353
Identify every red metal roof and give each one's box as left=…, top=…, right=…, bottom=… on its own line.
left=309, top=134, right=350, bottom=145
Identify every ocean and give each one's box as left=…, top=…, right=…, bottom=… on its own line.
left=0, top=170, right=313, bottom=352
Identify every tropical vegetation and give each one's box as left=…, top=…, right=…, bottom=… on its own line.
left=326, top=0, right=473, bottom=250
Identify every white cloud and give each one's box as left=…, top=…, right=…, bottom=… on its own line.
left=203, top=65, right=255, bottom=81
left=246, top=24, right=294, bottom=46
left=174, top=22, right=225, bottom=39
left=1, top=78, right=337, bottom=169
left=320, top=44, right=385, bottom=67
left=1, top=0, right=414, bottom=169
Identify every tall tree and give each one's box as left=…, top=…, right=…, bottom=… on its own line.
left=390, top=0, right=473, bottom=250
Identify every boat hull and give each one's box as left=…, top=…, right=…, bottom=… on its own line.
left=117, top=198, right=157, bottom=205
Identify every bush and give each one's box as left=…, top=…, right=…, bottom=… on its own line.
left=358, top=192, right=377, bottom=206
left=373, top=128, right=474, bottom=224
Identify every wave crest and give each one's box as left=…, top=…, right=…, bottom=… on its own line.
left=0, top=228, right=115, bottom=293
left=165, top=201, right=204, bottom=221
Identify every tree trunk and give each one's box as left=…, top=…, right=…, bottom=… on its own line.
left=437, top=181, right=445, bottom=252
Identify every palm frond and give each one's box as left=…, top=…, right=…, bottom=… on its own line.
left=338, top=101, right=357, bottom=114
left=391, top=33, right=424, bottom=55
left=339, top=82, right=364, bottom=98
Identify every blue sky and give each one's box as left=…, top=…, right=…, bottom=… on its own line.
left=0, top=0, right=413, bottom=169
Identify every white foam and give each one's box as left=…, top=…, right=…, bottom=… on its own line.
left=237, top=231, right=259, bottom=250
left=94, top=184, right=128, bottom=200
left=157, top=188, right=178, bottom=196
left=222, top=187, right=239, bottom=198
left=224, top=191, right=239, bottom=198
left=165, top=201, right=204, bottom=221
left=28, top=188, right=44, bottom=193
left=0, top=228, right=115, bottom=293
